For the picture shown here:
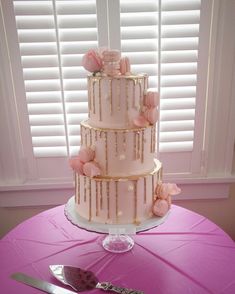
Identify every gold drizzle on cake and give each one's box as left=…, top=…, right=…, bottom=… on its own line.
left=141, top=129, right=144, bottom=163
left=100, top=181, right=103, bottom=209
left=88, top=178, right=92, bottom=221
left=109, top=79, right=113, bottom=115
left=92, top=78, right=96, bottom=114
left=76, top=173, right=80, bottom=204
left=133, top=180, right=138, bottom=224
left=115, top=131, right=118, bottom=156
left=152, top=173, right=155, bottom=202
left=115, top=181, right=118, bottom=222
left=98, top=79, right=102, bottom=121
left=84, top=176, right=87, bottom=202
left=106, top=181, right=110, bottom=219
left=95, top=181, right=98, bottom=216
left=144, top=176, right=147, bottom=204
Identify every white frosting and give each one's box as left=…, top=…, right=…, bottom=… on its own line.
left=80, top=121, right=156, bottom=177
left=75, top=161, right=162, bottom=225
left=88, top=74, right=148, bottom=129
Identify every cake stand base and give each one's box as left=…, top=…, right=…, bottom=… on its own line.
left=102, top=234, right=134, bottom=253
left=65, top=196, right=170, bottom=253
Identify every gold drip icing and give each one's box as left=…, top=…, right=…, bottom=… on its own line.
left=125, top=79, right=129, bottom=111
left=95, top=181, right=98, bottom=216
left=122, top=132, right=126, bottom=152
left=117, top=80, right=121, bottom=111
left=115, top=131, right=118, bottom=157
left=144, top=176, right=147, bottom=204
left=89, top=128, right=92, bottom=146
left=89, top=160, right=161, bottom=182
left=152, top=174, right=155, bottom=202
left=137, top=132, right=140, bottom=159
left=134, top=131, right=137, bottom=160
left=115, top=181, right=118, bottom=222
left=98, top=79, right=102, bottom=121
left=84, top=177, right=87, bottom=202
left=144, top=75, right=148, bottom=92
left=107, top=181, right=110, bottom=219
left=132, top=80, right=135, bottom=108
left=80, top=125, right=83, bottom=146
left=89, top=74, right=146, bottom=81
left=133, top=180, right=138, bottom=224
left=95, top=130, right=98, bottom=141
left=88, top=78, right=91, bottom=118
left=81, top=120, right=150, bottom=133
left=76, top=173, right=80, bottom=204
left=153, top=124, right=156, bottom=153
left=100, top=181, right=103, bottom=209
left=109, top=79, right=113, bottom=115
left=92, top=79, right=96, bottom=114
left=141, top=129, right=144, bottom=163
left=88, top=178, right=92, bottom=221
left=138, top=79, right=142, bottom=108
left=105, top=132, right=108, bottom=173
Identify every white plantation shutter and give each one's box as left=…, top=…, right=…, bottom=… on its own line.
left=13, top=0, right=97, bottom=158
left=159, top=0, right=200, bottom=153
left=120, top=0, right=158, bottom=89
left=120, top=0, right=205, bottom=174
left=0, top=0, right=214, bottom=185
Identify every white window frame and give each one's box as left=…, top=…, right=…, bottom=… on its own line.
left=0, top=0, right=234, bottom=207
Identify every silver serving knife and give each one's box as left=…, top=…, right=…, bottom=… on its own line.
left=50, top=265, right=145, bottom=294
left=11, top=272, right=77, bottom=294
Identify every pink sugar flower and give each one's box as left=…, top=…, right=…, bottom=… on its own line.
left=69, top=157, right=84, bottom=175
left=78, top=147, right=95, bottom=163
left=152, top=199, right=169, bottom=217
left=144, top=91, right=159, bottom=108
left=133, top=114, right=149, bottom=127
left=82, top=49, right=103, bottom=73
left=157, top=183, right=181, bottom=199
left=83, top=161, right=101, bottom=178
left=144, top=107, right=158, bottom=124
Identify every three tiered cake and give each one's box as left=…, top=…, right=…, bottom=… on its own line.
left=69, top=48, right=180, bottom=227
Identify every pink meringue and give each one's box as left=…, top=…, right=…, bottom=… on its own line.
left=83, top=161, right=101, bottom=178
left=160, top=183, right=181, bottom=199
left=120, top=57, right=131, bottom=75
left=144, top=107, right=158, bottom=124
left=152, top=199, right=169, bottom=217
left=133, top=114, right=149, bottom=127
left=69, top=157, right=84, bottom=175
left=144, top=91, right=159, bottom=108
left=78, top=147, right=95, bottom=163
left=82, top=49, right=103, bottom=73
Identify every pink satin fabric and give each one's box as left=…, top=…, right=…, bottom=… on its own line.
left=1, top=204, right=235, bottom=293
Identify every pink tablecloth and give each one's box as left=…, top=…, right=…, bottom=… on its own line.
left=1, top=204, right=235, bottom=294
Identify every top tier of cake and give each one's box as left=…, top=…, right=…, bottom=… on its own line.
left=87, top=74, right=148, bottom=129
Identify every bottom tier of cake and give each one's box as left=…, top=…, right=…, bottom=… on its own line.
left=74, top=160, right=162, bottom=225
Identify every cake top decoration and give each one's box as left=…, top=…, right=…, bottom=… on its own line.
left=82, top=47, right=131, bottom=77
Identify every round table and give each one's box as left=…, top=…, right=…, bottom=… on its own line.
left=1, top=205, right=235, bottom=294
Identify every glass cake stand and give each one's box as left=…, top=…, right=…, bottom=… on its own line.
left=65, top=196, right=169, bottom=253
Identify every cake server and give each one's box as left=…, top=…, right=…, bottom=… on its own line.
left=11, top=272, right=76, bottom=294
left=50, top=265, right=144, bottom=294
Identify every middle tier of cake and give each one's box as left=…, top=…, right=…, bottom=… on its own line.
left=80, top=120, right=157, bottom=177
